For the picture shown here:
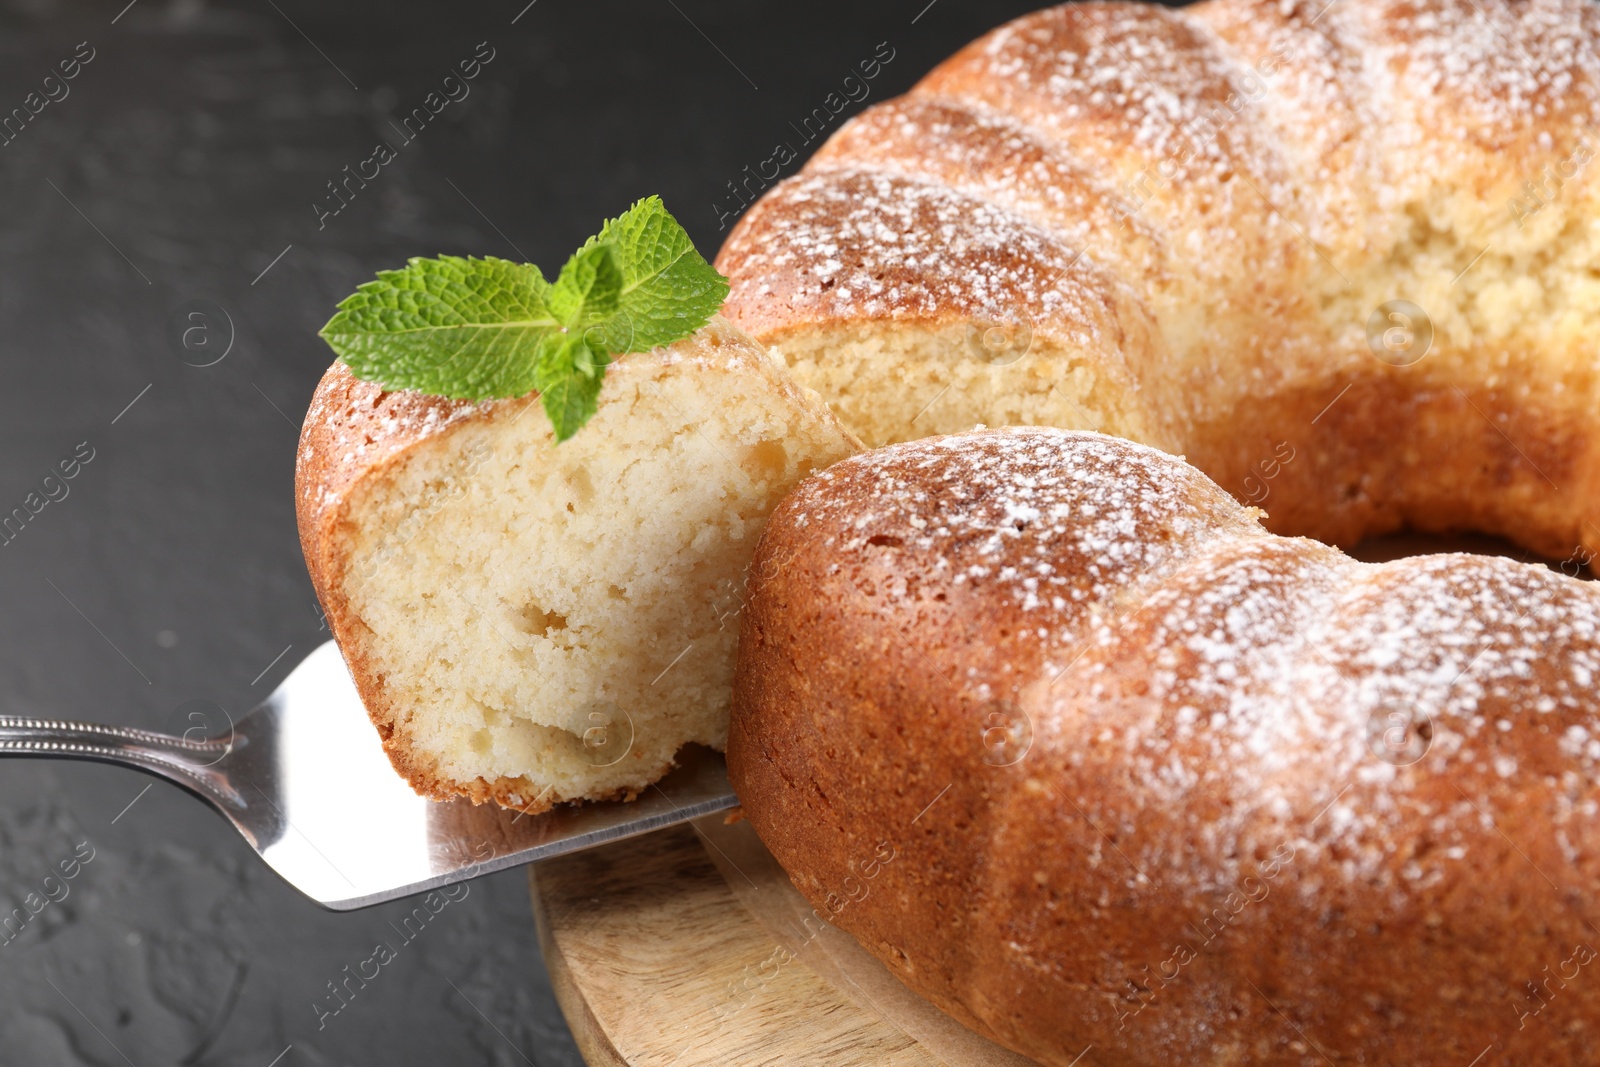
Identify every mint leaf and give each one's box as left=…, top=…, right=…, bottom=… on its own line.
left=534, top=333, right=606, bottom=441
left=533, top=330, right=608, bottom=385
left=320, top=197, right=726, bottom=442
left=548, top=242, right=622, bottom=327
left=596, top=195, right=729, bottom=350
left=320, top=256, right=558, bottom=399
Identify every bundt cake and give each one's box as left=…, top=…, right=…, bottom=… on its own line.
left=296, top=319, right=858, bottom=810
left=729, top=426, right=1600, bottom=1067
left=716, top=0, right=1600, bottom=561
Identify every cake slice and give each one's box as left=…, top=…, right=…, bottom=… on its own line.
left=296, top=318, right=860, bottom=811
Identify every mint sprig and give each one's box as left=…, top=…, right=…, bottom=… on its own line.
left=319, top=196, right=729, bottom=441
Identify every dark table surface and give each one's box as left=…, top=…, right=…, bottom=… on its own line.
left=0, top=0, right=1069, bottom=1063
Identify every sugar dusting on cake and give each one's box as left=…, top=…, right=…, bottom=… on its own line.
left=717, top=168, right=1129, bottom=349
left=799, top=427, right=1247, bottom=619
left=723, top=0, right=1600, bottom=380
left=795, top=427, right=1600, bottom=902
left=807, top=96, right=1173, bottom=291
left=295, top=361, right=496, bottom=528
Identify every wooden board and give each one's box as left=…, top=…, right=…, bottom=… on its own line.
left=529, top=817, right=1034, bottom=1067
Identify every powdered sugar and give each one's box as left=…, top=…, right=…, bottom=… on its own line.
left=796, top=427, right=1600, bottom=898
left=295, top=362, right=492, bottom=529
left=798, top=427, right=1249, bottom=632
left=718, top=167, right=1125, bottom=348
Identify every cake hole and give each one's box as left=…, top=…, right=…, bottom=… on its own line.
left=564, top=466, right=595, bottom=508
left=742, top=439, right=789, bottom=485
left=470, top=728, right=493, bottom=755
left=515, top=603, right=568, bottom=636
left=867, top=534, right=902, bottom=548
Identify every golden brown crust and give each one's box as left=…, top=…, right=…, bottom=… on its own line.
left=730, top=427, right=1600, bottom=1067
left=716, top=0, right=1600, bottom=562
left=717, top=168, right=1160, bottom=360
left=805, top=96, right=1174, bottom=294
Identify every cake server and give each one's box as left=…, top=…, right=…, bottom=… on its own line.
left=0, top=640, right=738, bottom=909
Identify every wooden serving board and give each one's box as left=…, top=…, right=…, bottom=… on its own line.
left=529, top=816, right=1034, bottom=1067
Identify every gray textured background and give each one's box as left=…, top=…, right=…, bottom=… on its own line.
left=0, top=0, right=1055, bottom=1062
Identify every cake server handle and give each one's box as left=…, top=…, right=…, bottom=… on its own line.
left=0, top=644, right=740, bottom=911
left=0, top=716, right=246, bottom=813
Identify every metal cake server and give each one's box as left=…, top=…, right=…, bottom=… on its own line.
left=0, top=640, right=738, bottom=909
